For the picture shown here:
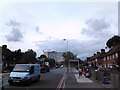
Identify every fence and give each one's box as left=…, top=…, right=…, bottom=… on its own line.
left=111, top=72, right=120, bottom=89
left=90, top=69, right=120, bottom=89
left=90, top=69, right=111, bottom=83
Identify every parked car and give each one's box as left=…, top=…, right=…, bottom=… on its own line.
left=60, top=65, right=64, bottom=68
left=55, top=65, right=59, bottom=68
left=8, top=64, right=41, bottom=85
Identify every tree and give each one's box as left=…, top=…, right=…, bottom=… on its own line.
left=62, top=51, right=76, bottom=67
left=62, top=51, right=75, bottom=60
left=38, top=54, right=46, bottom=61
left=23, top=49, right=37, bottom=64
left=49, top=58, right=55, bottom=68
left=106, top=35, right=120, bottom=48
left=2, top=45, right=13, bottom=69
left=14, top=49, right=22, bottom=64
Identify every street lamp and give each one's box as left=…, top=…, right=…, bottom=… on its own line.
left=63, top=39, right=68, bottom=51
left=63, top=39, right=70, bottom=73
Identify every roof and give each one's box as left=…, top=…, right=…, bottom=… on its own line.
left=89, top=52, right=106, bottom=61
left=107, top=44, right=120, bottom=55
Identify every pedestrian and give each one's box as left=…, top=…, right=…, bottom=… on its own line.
left=79, top=68, right=82, bottom=77
left=85, top=69, right=89, bottom=78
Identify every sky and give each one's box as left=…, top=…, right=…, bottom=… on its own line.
left=0, top=0, right=119, bottom=60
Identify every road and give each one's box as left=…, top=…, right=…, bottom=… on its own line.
left=2, top=67, right=66, bottom=90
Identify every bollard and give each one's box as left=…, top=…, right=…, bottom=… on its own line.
left=103, top=77, right=109, bottom=84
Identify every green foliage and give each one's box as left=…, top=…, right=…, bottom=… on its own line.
left=23, top=49, right=37, bottom=63
left=38, top=54, right=46, bottom=59
left=49, top=58, right=55, bottom=68
left=62, top=51, right=75, bottom=60
left=62, top=51, right=77, bottom=66
left=2, top=45, right=13, bottom=68
left=106, top=35, right=120, bottom=48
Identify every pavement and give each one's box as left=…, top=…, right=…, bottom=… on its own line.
left=64, top=67, right=112, bottom=89
left=0, top=73, right=9, bottom=77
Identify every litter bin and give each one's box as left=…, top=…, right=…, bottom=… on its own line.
left=103, top=77, right=109, bottom=84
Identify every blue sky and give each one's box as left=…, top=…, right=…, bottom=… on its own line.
left=0, top=0, right=118, bottom=59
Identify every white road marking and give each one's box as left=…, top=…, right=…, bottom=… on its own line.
left=75, top=74, right=93, bottom=83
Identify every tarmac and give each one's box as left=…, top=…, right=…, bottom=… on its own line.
left=0, top=68, right=112, bottom=90
left=64, top=67, right=112, bottom=89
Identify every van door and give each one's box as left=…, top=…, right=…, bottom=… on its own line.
left=30, top=66, right=35, bottom=81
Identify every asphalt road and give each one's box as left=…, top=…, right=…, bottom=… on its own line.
left=2, top=67, right=66, bottom=90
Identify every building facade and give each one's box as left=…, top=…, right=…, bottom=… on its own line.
left=87, top=44, right=120, bottom=70
left=44, top=51, right=64, bottom=62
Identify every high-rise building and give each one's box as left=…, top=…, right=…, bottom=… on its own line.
left=44, top=51, right=64, bottom=62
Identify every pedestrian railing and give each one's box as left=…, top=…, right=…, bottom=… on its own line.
left=90, top=69, right=120, bottom=90
left=90, top=69, right=111, bottom=84
left=111, top=72, right=120, bottom=89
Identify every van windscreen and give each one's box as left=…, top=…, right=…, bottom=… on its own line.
left=13, top=65, right=30, bottom=72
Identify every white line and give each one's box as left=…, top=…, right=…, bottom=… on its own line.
left=75, top=74, right=93, bottom=83
left=62, top=69, right=67, bottom=89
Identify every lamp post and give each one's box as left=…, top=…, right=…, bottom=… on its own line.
left=63, top=39, right=68, bottom=51
left=63, top=39, right=70, bottom=73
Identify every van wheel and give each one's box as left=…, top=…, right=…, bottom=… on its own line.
left=28, top=78, right=32, bottom=85
left=9, top=82, right=13, bottom=86
left=37, top=75, right=40, bottom=81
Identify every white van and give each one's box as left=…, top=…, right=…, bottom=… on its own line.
left=8, top=64, right=41, bottom=85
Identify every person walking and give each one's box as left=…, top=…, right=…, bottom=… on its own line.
left=79, top=68, right=83, bottom=77
left=85, top=68, right=89, bottom=78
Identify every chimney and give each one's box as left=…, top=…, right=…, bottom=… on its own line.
left=2, top=45, right=7, bottom=49
left=94, top=53, right=96, bottom=56
left=101, top=49, right=105, bottom=53
left=97, top=52, right=100, bottom=54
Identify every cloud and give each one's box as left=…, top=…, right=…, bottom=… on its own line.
left=35, top=18, right=116, bottom=59
left=86, top=17, right=110, bottom=30
left=35, top=26, right=44, bottom=34
left=81, top=17, right=113, bottom=39
left=6, top=28, right=23, bottom=42
left=35, top=39, right=106, bottom=60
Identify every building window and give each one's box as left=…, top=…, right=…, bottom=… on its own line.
left=115, top=53, right=118, bottom=58
left=110, top=55, right=111, bottom=59
left=104, top=57, right=105, bottom=61
left=104, top=57, right=106, bottom=61
left=108, top=64, right=110, bottom=68
left=104, top=64, right=106, bottom=68
left=112, top=54, right=115, bottom=59
left=107, top=56, right=109, bottom=60
left=95, top=59, right=97, bottom=62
